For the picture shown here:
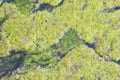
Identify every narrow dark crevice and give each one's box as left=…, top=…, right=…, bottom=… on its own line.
left=32, top=0, right=64, bottom=13
left=84, top=42, right=103, bottom=58
left=101, top=6, right=120, bottom=13
left=113, top=60, right=120, bottom=65
left=0, top=0, right=13, bottom=7
left=84, top=42, right=120, bottom=65
left=85, top=42, right=95, bottom=49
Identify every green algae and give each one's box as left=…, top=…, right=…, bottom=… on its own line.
left=30, top=28, right=85, bottom=68
left=13, top=0, right=34, bottom=14
left=0, top=0, right=120, bottom=80
left=0, top=28, right=85, bottom=79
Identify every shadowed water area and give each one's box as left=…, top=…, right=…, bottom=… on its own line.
left=0, top=0, right=13, bottom=7
left=0, top=50, right=26, bottom=78
left=32, top=0, right=64, bottom=13
left=101, top=6, right=120, bottom=13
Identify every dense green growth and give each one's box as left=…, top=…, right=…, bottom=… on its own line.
left=30, top=28, right=85, bottom=68
left=0, top=28, right=85, bottom=78
left=0, top=0, right=120, bottom=80
left=13, top=0, right=34, bottom=14
left=57, top=28, right=85, bottom=53
left=0, top=0, right=34, bottom=14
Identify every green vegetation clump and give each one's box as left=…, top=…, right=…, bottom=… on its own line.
left=29, top=28, right=85, bottom=68
left=13, top=0, right=34, bottom=14
left=0, top=0, right=34, bottom=14
left=57, top=28, right=85, bottom=53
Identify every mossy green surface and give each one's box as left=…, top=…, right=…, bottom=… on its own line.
left=27, top=28, right=85, bottom=68
left=0, top=0, right=120, bottom=79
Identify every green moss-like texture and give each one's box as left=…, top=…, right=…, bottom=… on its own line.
left=0, top=0, right=120, bottom=79
left=29, top=28, right=85, bottom=68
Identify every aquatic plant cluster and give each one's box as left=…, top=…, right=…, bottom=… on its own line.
left=0, top=0, right=120, bottom=79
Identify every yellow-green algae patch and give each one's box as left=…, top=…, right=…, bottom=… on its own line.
left=0, top=0, right=120, bottom=79
left=53, top=0, right=120, bottom=59
left=7, top=45, right=120, bottom=80
left=1, top=10, right=68, bottom=55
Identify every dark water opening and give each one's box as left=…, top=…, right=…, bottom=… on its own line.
left=0, top=50, right=26, bottom=78
left=54, top=52, right=65, bottom=58
left=38, top=3, right=53, bottom=11
left=32, top=0, right=64, bottom=13
left=85, top=42, right=95, bottom=49
left=102, top=6, right=120, bottom=13
left=112, top=59, right=120, bottom=65
left=0, top=0, right=13, bottom=7
left=32, top=3, right=54, bottom=13
left=113, top=6, right=120, bottom=10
